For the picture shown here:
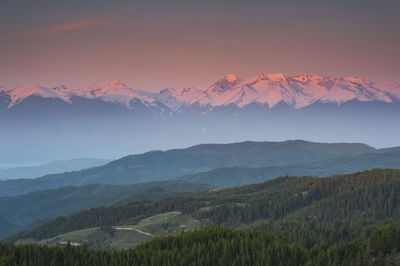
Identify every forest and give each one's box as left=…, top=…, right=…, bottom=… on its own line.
left=9, top=169, right=400, bottom=242
left=1, top=223, right=400, bottom=265
left=3, top=169, right=400, bottom=265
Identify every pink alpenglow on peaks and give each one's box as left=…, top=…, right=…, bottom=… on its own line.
left=223, top=74, right=241, bottom=83
left=1, top=73, right=400, bottom=111
left=0, top=85, right=71, bottom=108
left=69, top=81, right=156, bottom=108
left=151, top=73, right=400, bottom=110
left=208, top=74, right=243, bottom=94
left=262, top=73, right=287, bottom=82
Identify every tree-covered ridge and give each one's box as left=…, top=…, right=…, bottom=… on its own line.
left=1, top=224, right=400, bottom=266
left=9, top=169, right=400, bottom=242
left=180, top=150, right=400, bottom=187
left=0, top=140, right=378, bottom=197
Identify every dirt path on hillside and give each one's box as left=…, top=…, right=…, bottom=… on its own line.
left=113, top=226, right=153, bottom=237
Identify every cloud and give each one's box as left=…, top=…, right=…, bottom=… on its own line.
left=40, top=18, right=104, bottom=34
left=9, top=18, right=105, bottom=39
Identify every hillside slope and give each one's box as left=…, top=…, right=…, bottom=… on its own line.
left=9, top=169, right=400, bottom=243
left=0, top=180, right=210, bottom=239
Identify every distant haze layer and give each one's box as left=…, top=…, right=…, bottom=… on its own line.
left=0, top=73, right=399, bottom=164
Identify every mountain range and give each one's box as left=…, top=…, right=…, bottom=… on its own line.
left=1, top=74, right=400, bottom=111
left=1, top=74, right=400, bottom=164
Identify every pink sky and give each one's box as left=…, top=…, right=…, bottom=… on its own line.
left=1, top=0, right=399, bottom=91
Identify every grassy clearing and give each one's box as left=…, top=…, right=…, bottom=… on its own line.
left=38, top=211, right=201, bottom=249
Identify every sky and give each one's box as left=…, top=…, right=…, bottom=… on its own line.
left=1, top=0, right=399, bottom=92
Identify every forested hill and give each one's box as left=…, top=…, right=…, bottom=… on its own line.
left=0, top=140, right=376, bottom=197
left=180, top=150, right=400, bottom=187
left=2, top=224, right=400, bottom=265
left=9, top=169, right=400, bottom=242
left=0, top=180, right=211, bottom=238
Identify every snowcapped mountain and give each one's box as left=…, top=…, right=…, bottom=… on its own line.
left=67, top=81, right=157, bottom=108
left=0, top=81, right=163, bottom=111
left=372, top=81, right=400, bottom=101
left=1, top=74, right=399, bottom=112
left=0, top=85, right=71, bottom=108
left=156, top=73, right=399, bottom=111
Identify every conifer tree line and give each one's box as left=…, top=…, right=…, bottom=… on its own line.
left=3, top=169, right=400, bottom=265
left=1, top=224, right=400, bottom=266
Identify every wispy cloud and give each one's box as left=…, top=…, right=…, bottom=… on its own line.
left=9, top=18, right=105, bottom=39
left=40, top=18, right=104, bottom=34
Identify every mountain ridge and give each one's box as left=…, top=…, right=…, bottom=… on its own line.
left=0, top=158, right=111, bottom=180
left=1, top=73, right=399, bottom=111
left=0, top=140, right=381, bottom=197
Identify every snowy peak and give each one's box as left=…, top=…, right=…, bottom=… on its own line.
left=208, top=74, right=243, bottom=94
left=223, top=74, right=241, bottom=83
left=72, top=80, right=131, bottom=98
left=69, top=81, right=155, bottom=107
left=0, top=85, right=71, bottom=108
left=156, top=87, right=185, bottom=110
left=260, top=73, right=286, bottom=81
left=109, top=80, right=126, bottom=87
left=246, top=73, right=287, bottom=84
